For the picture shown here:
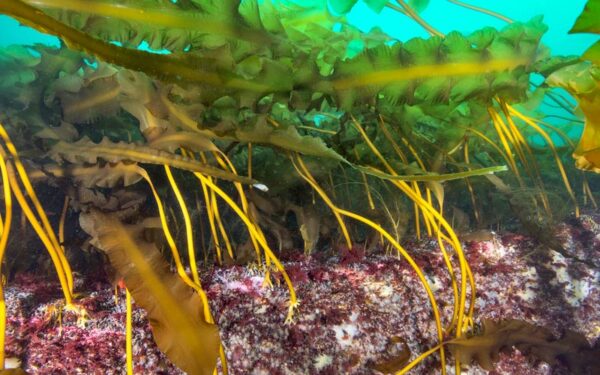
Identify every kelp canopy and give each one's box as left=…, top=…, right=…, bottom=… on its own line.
left=0, top=0, right=598, bottom=374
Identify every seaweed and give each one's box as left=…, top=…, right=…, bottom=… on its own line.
left=448, top=319, right=600, bottom=374
left=79, top=209, right=221, bottom=375
left=0, top=0, right=597, bottom=374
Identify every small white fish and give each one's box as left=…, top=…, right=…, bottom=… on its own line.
left=252, top=183, right=269, bottom=192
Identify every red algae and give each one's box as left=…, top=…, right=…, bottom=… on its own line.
left=3, top=211, right=600, bottom=374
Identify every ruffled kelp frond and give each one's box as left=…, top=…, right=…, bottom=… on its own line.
left=448, top=319, right=600, bottom=373
left=547, top=61, right=600, bottom=173
left=24, top=0, right=271, bottom=50
left=79, top=209, right=221, bottom=375
left=48, top=136, right=255, bottom=183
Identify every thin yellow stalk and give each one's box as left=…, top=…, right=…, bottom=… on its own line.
left=497, top=101, right=552, bottom=214
left=125, top=288, right=133, bottom=375
left=287, top=155, right=353, bottom=249
left=0, top=151, right=13, bottom=369
left=396, top=0, right=444, bottom=37
left=247, top=143, right=253, bottom=181
left=136, top=166, right=228, bottom=372
left=213, top=151, right=262, bottom=265
left=352, top=119, right=460, bottom=331
left=521, top=117, right=595, bottom=209
left=0, top=124, right=74, bottom=294
left=195, top=192, right=210, bottom=263
left=583, top=177, right=598, bottom=208
left=350, top=118, right=474, bottom=339
left=59, top=196, right=69, bottom=250
left=462, top=142, right=480, bottom=224
left=447, top=0, right=513, bottom=23
left=5, top=161, right=72, bottom=304
left=211, top=189, right=235, bottom=260
left=296, top=125, right=337, bottom=135
left=507, top=103, right=580, bottom=217
left=165, top=166, right=200, bottom=285
left=353, top=149, right=376, bottom=210
left=292, top=154, right=447, bottom=373
left=396, top=343, right=444, bottom=375
left=192, top=172, right=298, bottom=322
left=488, top=108, right=519, bottom=174
left=377, top=119, right=424, bottom=240
left=327, top=172, right=337, bottom=200
left=399, top=135, right=434, bottom=236
left=195, top=153, right=228, bottom=264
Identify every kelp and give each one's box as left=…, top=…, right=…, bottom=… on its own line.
left=448, top=319, right=600, bottom=374
left=0, top=0, right=598, bottom=374
left=0, top=0, right=275, bottom=93
left=0, top=0, right=547, bottom=108
left=25, top=0, right=271, bottom=49
left=48, top=136, right=256, bottom=183
left=547, top=62, right=600, bottom=173
left=569, top=0, right=600, bottom=64
left=41, top=162, right=143, bottom=188
left=79, top=210, right=221, bottom=375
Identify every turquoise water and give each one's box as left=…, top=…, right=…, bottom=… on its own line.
left=1, top=1, right=597, bottom=55
left=347, top=0, right=597, bottom=56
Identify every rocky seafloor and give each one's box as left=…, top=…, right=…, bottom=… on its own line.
left=4, top=211, right=600, bottom=374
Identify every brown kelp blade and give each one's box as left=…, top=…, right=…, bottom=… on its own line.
left=79, top=210, right=220, bottom=375
left=546, top=61, right=600, bottom=173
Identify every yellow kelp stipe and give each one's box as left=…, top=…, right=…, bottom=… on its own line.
left=377, top=119, right=426, bottom=240
left=462, top=141, right=481, bottom=224
left=349, top=118, right=478, bottom=375
left=352, top=118, right=463, bottom=333
left=0, top=150, right=13, bottom=369
left=0, top=122, right=74, bottom=304
left=165, top=166, right=201, bottom=285
left=492, top=103, right=552, bottom=214
left=212, top=150, right=263, bottom=266
left=505, top=102, right=580, bottom=217
left=25, top=0, right=271, bottom=43
left=447, top=0, right=513, bottom=23
left=192, top=171, right=299, bottom=322
left=333, top=58, right=528, bottom=90
left=58, top=196, right=70, bottom=252
left=125, top=288, right=133, bottom=375
left=134, top=166, right=229, bottom=374
left=285, top=154, right=353, bottom=250
left=353, top=148, right=376, bottom=211
left=135, top=167, right=213, bottom=318
left=291, top=153, right=447, bottom=374
left=198, top=152, right=234, bottom=263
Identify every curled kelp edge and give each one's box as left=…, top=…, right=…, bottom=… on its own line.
left=48, top=136, right=256, bottom=184
left=447, top=319, right=600, bottom=374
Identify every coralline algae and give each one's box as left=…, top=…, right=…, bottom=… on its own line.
left=4, top=212, right=600, bottom=374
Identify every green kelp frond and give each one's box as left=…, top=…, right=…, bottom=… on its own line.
left=569, top=0, right=600, bottom=64
left=2, top=0, right=548, bottom=109
left=25, top=0, right=271, bottom=49
left=0, top=0, right=279, bottom=93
